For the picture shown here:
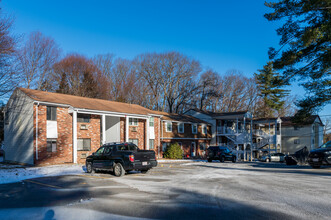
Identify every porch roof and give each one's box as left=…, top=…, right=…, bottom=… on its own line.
left=19, top=88, right=158, bottom=117
left=186, top=109, right=251, bottom=119
left=152, top=110, right=210, bottom=124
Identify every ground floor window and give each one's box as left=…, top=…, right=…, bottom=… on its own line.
left=162, top=143, right=168, bottom=152
left=129, top=138, right=139, bottom=147
left=78, top=138, right=91, bottom=151
left=200, top=143, right=206, bottom=150
left=149, top=139, right=154, bottom=149
left=47, top=139, right=57, bottom=152
left=294, top=139, right=300, bottom=144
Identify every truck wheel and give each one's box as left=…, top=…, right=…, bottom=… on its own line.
left=232, top=157, right=236, bottom=163
left=311, top=165, right=321, bottom=169
left=141, top=169, right=150, bottom=174
left=86, top=162, right=94, bottom=173
left=114, top=163, right=125, bottom=177
left=208, top=158, right=212, bottom=162
left=220, top=156, right=225, bottom=163
left=266, top=158, right=270, bottom=163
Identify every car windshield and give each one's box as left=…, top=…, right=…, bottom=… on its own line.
left=320, top=141, right=331, bottom=149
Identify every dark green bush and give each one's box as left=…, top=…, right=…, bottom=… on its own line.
left=163, top=143, right=183, bottom=159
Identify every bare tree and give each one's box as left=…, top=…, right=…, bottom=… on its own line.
left=53, top=54, right=109, bottom=99
left=323, top=117, right=331, bottom=143
left=136, top=52, right=201, bottom=113
left=16, top=31, right=61, bottom=90
left=194, top=69, right=221, bottom=111
left=0, top=8, right=17, bottom=98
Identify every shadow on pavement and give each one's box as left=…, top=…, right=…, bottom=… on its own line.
left=196, top=162, right=331, bottom=177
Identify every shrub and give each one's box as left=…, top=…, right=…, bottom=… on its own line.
left=163, top=143, right=183, bottom=159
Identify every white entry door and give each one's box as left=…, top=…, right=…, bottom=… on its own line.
left=191, top=142, right=196, bottom=157
left=105, top=116, right=120, bottom=143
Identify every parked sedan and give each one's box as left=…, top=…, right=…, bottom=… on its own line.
left=308, top=141, right=331, bottom=168
left=260, top=153, right=285, bottom=162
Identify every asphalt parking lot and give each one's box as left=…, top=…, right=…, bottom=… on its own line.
left=0, top=161, right=331, bottom=220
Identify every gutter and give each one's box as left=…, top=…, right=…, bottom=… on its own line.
left=35, top=102, right=39, bottom=161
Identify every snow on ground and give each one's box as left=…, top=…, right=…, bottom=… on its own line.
left=0, top=163, right=85, bottom=184
left=0, top=206, right=148, bottom=220
left=157, top=159, right=206, bottom=163
left=0, top=159, right=205, bottom=185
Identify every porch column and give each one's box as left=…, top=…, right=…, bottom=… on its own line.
left=268, top=121, right=271, bottom=154
left=102, top=114, right=106, bottom=144
left=236, top=118, right=238, bottom=134
left=243, top=143, right=246, bottom=161
left=73, top=110, right=77, bottom=163
left=279, top=121, right=282, bottom=153
left=236, top=144, right=239, bottom=161
left=274, top=119, right=277, bottom=152
left=251, top=118, right=253, bottom=160
left=125, top=116, right=129, bottom=142
left=146, top=117, right=150, bottom=150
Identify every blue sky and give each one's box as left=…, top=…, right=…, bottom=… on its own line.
left=3, top=0, right=330, bottom=117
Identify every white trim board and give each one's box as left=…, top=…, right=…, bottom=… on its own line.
left=161, top=137, right=211, bottom=140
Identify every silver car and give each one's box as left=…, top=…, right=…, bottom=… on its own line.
left=261, top=153, right=285, bottom=162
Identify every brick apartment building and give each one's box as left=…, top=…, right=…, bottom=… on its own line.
left=4, top=88, right=162, bottom=165
left=155, top=111, right=212, bottom=158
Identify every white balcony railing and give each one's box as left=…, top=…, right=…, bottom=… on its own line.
left=217, top=126, right=249, bottom=135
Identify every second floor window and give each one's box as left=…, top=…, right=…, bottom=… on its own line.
left=192, top=124, right=197, bottom=134
left=178, top=123, right=184, bottom=133
left=202, top=125, right=207, bottom=135
left=149, top=117, right=154, bottom=127
left=166, top=122, right=172, bottom=132
left=47, top=106, right=57, bottom=121
left=129, top=118, right=138, bottom=126
left=294, top=139, right=300, bottom=144
left=77, top=114, right=90, bottom=123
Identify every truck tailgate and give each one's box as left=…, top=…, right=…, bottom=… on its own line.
left=134, top=150, right=155, bottom=161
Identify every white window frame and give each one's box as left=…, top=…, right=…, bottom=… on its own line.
left=192, top=124, right=197, bottom=134
left=166, top=121, right=172, bottom=132
left=202, top=124, right=207, bottom=135
left=129, top=118, right=138, bottom=126
left=77, top=138, right=91, bottom=151
left=47, top=139, right=57, bottom=152
left=149, top=117, right=154, bottom=127
left=129, top=138, right=139, bottom=146
left=178, top=122, right=184, bottom=133
left=149, top=139, right=154, bottom=149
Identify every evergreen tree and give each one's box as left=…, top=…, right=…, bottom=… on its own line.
left=81, top=71, right=98, bottom=98
left=254, top=62, right=289, bottom=118
left=265, top=0, right=331, bottom=116
left=56, top=72, right=69, bottom=94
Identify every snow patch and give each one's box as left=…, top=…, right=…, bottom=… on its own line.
left=157, top=159, right=206, bottom=163
left=0, top=206, right=149, bottom=220
left=0, top=164, right=85, bottom=184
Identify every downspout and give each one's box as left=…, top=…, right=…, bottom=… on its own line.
left=35, top=102, right=39, bottom=161
left=158, top=118, right=161, bottom=158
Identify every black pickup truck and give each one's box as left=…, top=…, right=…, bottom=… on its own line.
left=86, top=142, right=157, bottom=177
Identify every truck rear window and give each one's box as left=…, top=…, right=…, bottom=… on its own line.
left=117, top=144, right=138, bottom=151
